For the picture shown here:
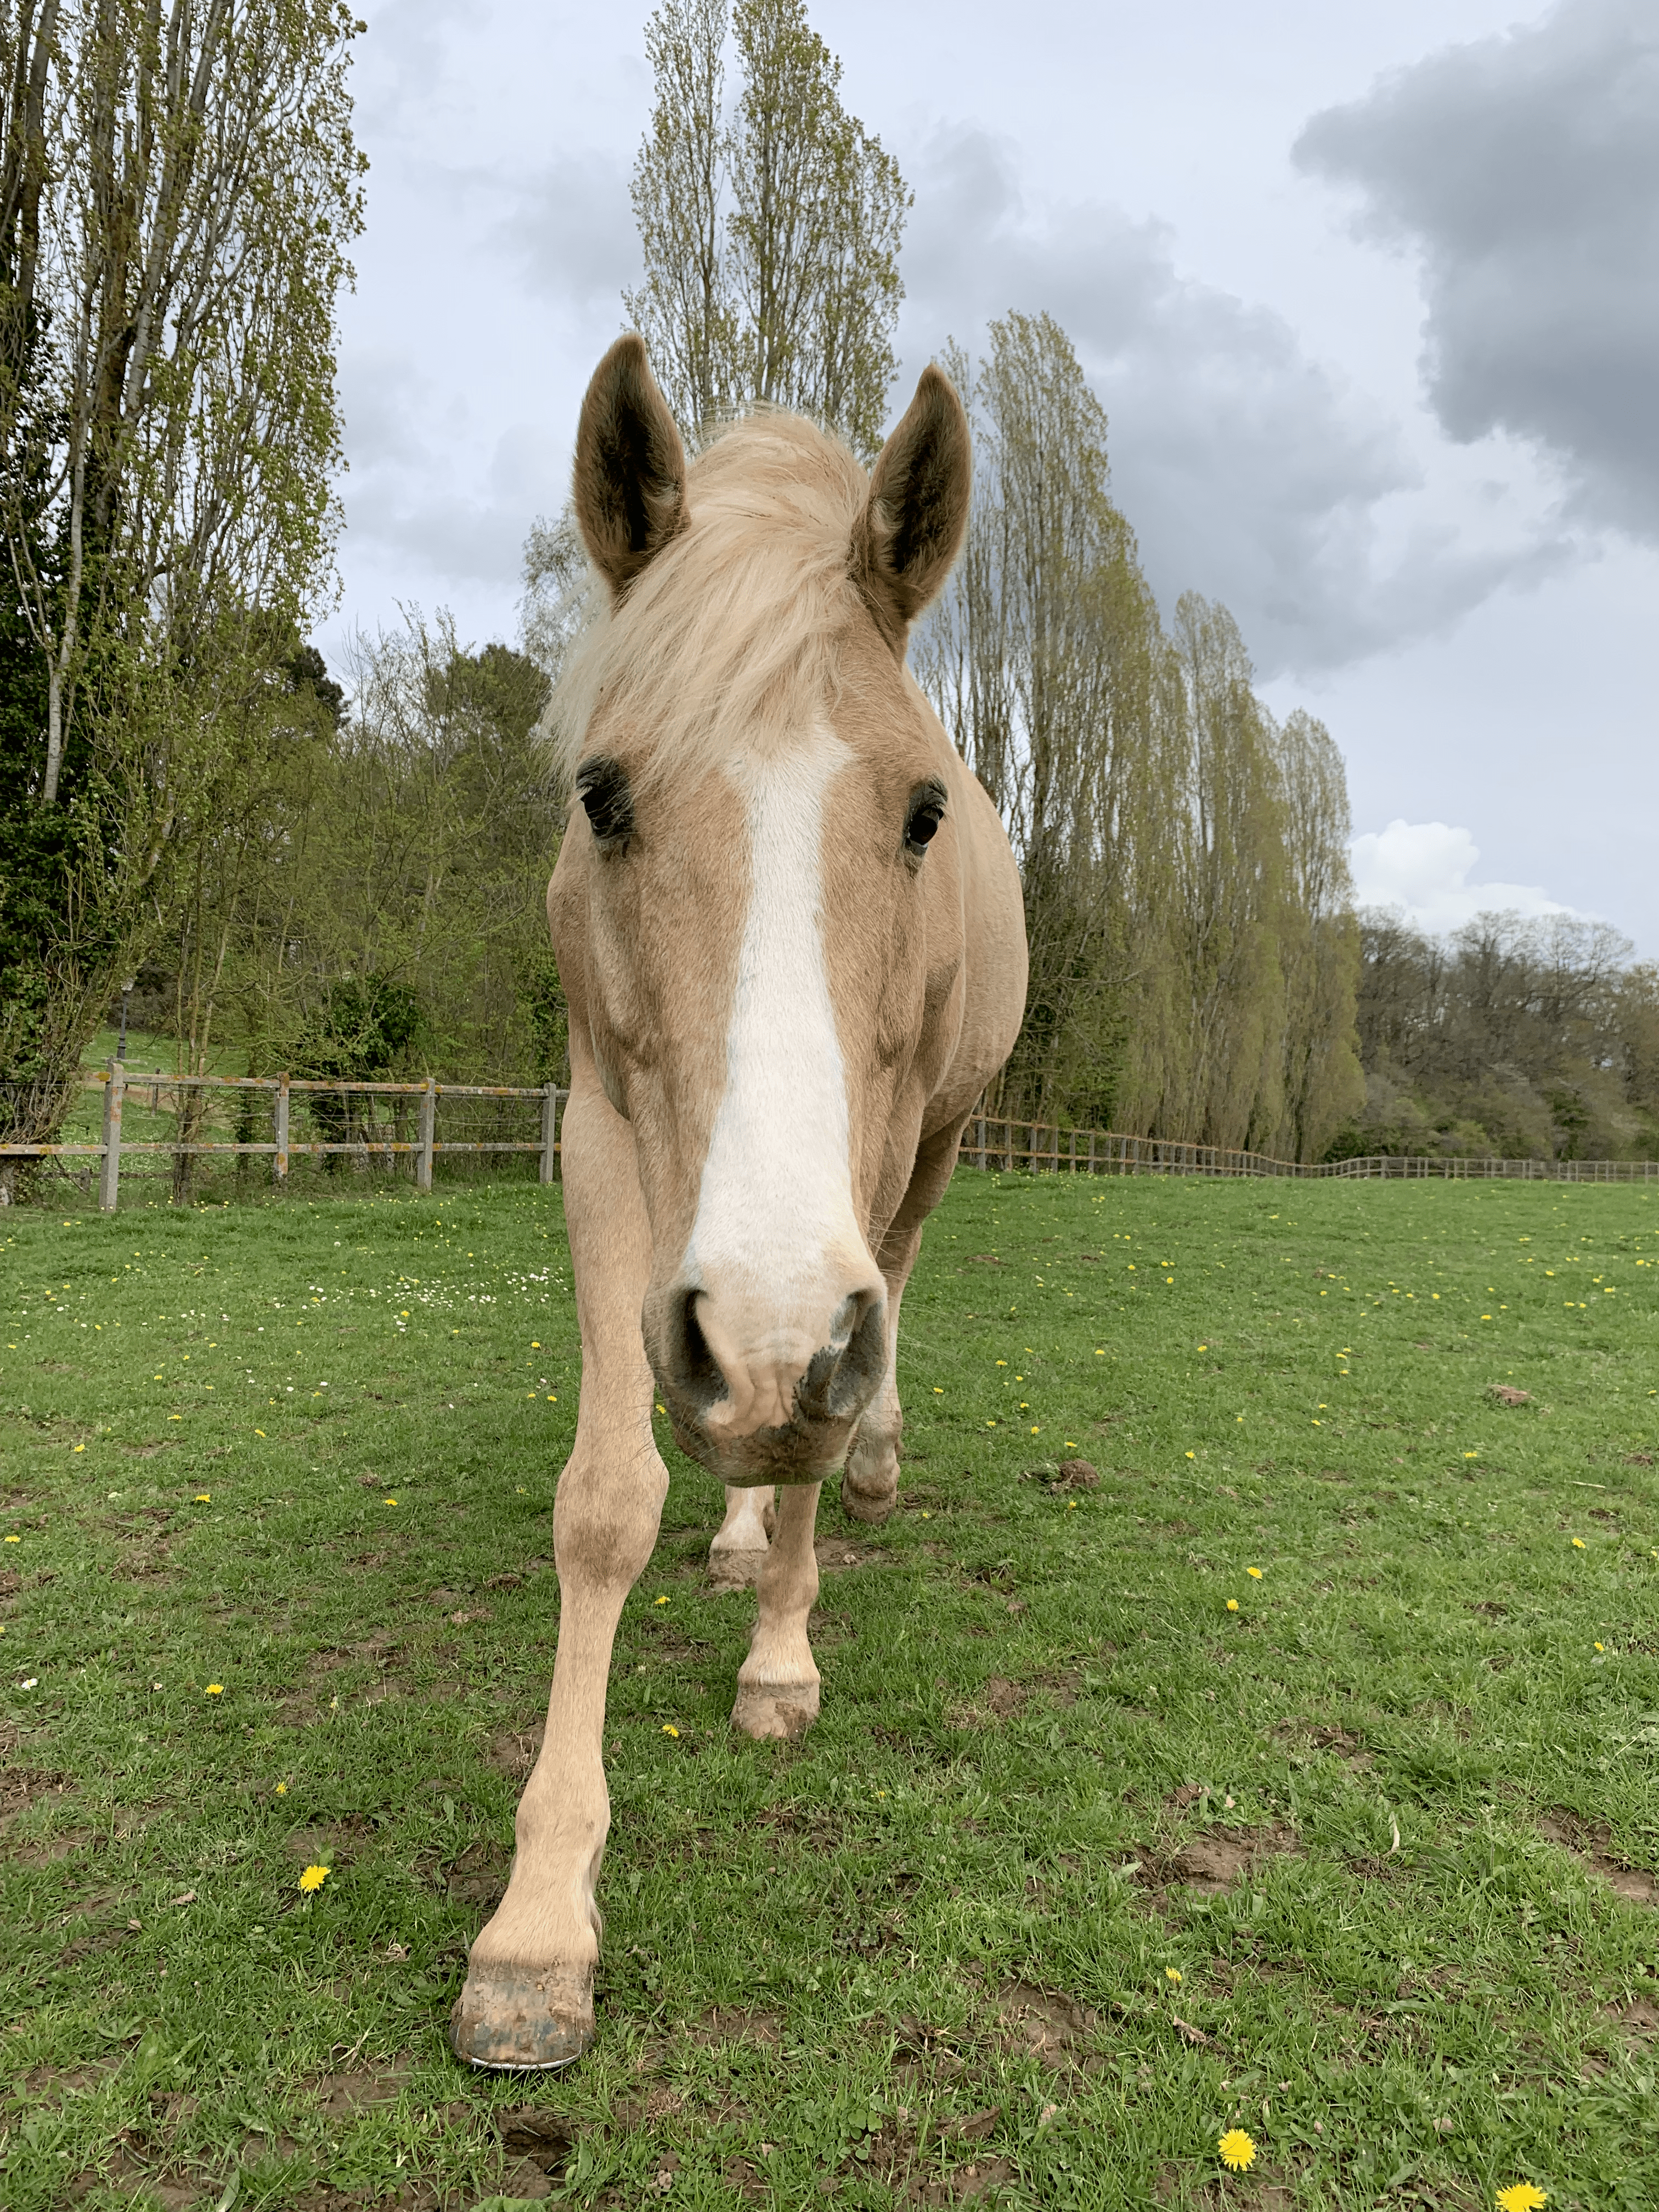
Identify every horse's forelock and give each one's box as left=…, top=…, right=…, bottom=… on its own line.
left=549, top=413, right=872, bottom=798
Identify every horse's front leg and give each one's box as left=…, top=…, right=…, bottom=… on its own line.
left=450, top=1079, right=665, bottom=2069
left=708, top=1482, right=776, bottom=1590
left=731, top=1480, right=821, bottom=1740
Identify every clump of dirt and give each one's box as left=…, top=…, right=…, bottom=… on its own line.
left=1153, top=1825, right=1302, bottom=1895
left=312, top=2065, right=413, bottom=2118
left=1487, top=1384, right=1532, bottom=1406
left=1539, top=1811, right=1658, bottom=1904
left=496, top=2107, right=575, bottom=2179
left=815, top=1537, right=894, bottom=1572
left=981, top=1677, right=1027, bottom=1719
left=997, top=1981, right=1097, bottom=2061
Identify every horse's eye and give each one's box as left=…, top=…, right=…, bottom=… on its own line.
left=904, top=782, right=946, bottom=857
left=575, top=755, right=634, bottom=848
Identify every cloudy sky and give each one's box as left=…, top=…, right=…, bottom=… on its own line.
left=324, top=0, right=1659, bottom=951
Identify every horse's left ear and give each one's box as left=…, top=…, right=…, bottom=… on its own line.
left=851, top=364, right=972, bottom=647
left=573, top=333, right=688, bottom=600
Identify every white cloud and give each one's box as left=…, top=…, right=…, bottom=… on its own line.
left=1349, top=817, right=1578, bottom=936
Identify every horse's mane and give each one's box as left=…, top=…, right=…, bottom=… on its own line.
left=550, top=409, right=870, bottom=794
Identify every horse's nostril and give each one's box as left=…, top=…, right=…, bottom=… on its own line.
left=670, top=1289, right=724, bottom=1407
left=798, top=1293, right=887, bottom=1423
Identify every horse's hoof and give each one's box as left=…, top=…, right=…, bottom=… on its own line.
left=708, top=1545, right=768, bottom=1592
left=449, top=1965, right=594, bottom=2070
left=840, top=1474, right=895, bottom=1526
left=731, top=1680, right=819, bottom=1740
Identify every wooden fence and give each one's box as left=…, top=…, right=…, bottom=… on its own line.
left=6, top=1076, right=1656, bottom=1211
left=0, top=1068, right=565, bottom=1210
left=960, top=1113, right=1659, bottom=1183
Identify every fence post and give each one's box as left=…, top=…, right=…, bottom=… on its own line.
left=274, top=1073, right=290, bottom=1186
left=416, top=1078, right=436, bottom=1193
left=99, top=1064, right=124, bottom=1212
left=540, top=1084, right=560, bottom=1184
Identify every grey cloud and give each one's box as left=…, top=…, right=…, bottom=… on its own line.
left=1295, top=0, right=1659, bottom=543
left=899, top=127, right=1561, bottom=678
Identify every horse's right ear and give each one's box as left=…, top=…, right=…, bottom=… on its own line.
left=851, top=364, right=972, bottom=648
left=573, top=334, right=687, bottom=600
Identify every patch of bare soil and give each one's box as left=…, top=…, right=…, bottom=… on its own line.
left=1308, top=1724, right=1372, bottom=1767
left=815, top=1536, right=894, bottom=1572
left=445, top=1837, right=511, bottom=1908
left=1487, top=1385, right=1532, bottom=1407
left=1, top=1767, right=73, bottom=1820
left=282, top=1812, right=379, bottom=1869
left=683, top=2005, right=782, bottom=2049
left=980, top=1677, right=1027, bottom=1719
left=312, top=2064, right=413, bottom=2119
left=1540, top=1811, right=1659, bottom=1904
left=496, top=2107, right=576, bottom=2187
left=997, top=1982, right=1098, bottom=2064
left=893, top=2016, right=968, bottom=2078
left=1603, top=1996, right=1659, bottom=2038
left=1153, top=1825, right=1302, bottom=1895
left=909, top=2109, right=1011, bottom=2204
left=490, top=1721, right=546, bottom=1778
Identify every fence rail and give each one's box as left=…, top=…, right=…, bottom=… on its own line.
left=0, top=1069, right=566, bottom=1209
left=6, top=1076, right=1657, bottom=1211
left=958, top=1114, right=1659, bottom=1183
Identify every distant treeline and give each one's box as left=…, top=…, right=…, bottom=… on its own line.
left=1339, top=911, right=1659, bottom=1164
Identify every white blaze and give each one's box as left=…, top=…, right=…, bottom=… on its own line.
left=686, top=729, right=871, bottom=1435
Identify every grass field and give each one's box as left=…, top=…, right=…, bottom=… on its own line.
left=3, top=1171, right=1657, bottom=2212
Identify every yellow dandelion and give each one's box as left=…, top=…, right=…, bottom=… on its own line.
left=297, top=1864, right=329, bottom=1893
left=1185, top=1450, right=1196, bottom=1459
left=1572, top=1537, right=1585, bottom=1549
left=655, top=1594, right=669, bottom=1605
left=1594, top=1641, right=1605, bottom=1652
left=933, top=1386, right=944, bottom=1393
left=1226, top=1598, right=1240, bottom=1612
left=1246, top=1567, right=1263, bottom=1579
left=194, top=1492, right=211, bottom=1503
left=255, top=1428, right=265, bottom=1436
left=275, top=1782, right=287, bottom=1795
left=1218, top=2129, right=1256, bottom=2172
left=1165, top=1967, right=1182, bottom=1983
left=3, top=1534, right=18, bottom=1543
left=1494, top=2187, right=1547, bottom=2212
left=382, top=1496, right=397, bottom=1506
left=206, top=1683, right=223, bottom=1695
left=662, top=1724, right=679, bottom=1738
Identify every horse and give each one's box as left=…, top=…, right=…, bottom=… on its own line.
left=450, top=336, right=1028, bottom=2069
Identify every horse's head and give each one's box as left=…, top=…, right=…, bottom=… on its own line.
left=549, top=336, right=973, bottom=1485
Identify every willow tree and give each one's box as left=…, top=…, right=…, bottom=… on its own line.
left=0, top=0, right=365, bottom=1170
left=916, top=313, right=1175, bottom=1124
left=1269, top=707, right=1364, bottom=1159
left=623, top=0, right=908, bottom=458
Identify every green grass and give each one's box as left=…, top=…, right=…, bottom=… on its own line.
left=3, top=1173, right=1658, bottom=2211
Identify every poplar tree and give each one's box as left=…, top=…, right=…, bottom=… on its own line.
left=0, top=0, right=366, bottom=1173
left=623, top=0, right=908, bottom=458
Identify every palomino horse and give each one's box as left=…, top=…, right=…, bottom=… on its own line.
left=450, top=336, right=1027, bottom=2068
